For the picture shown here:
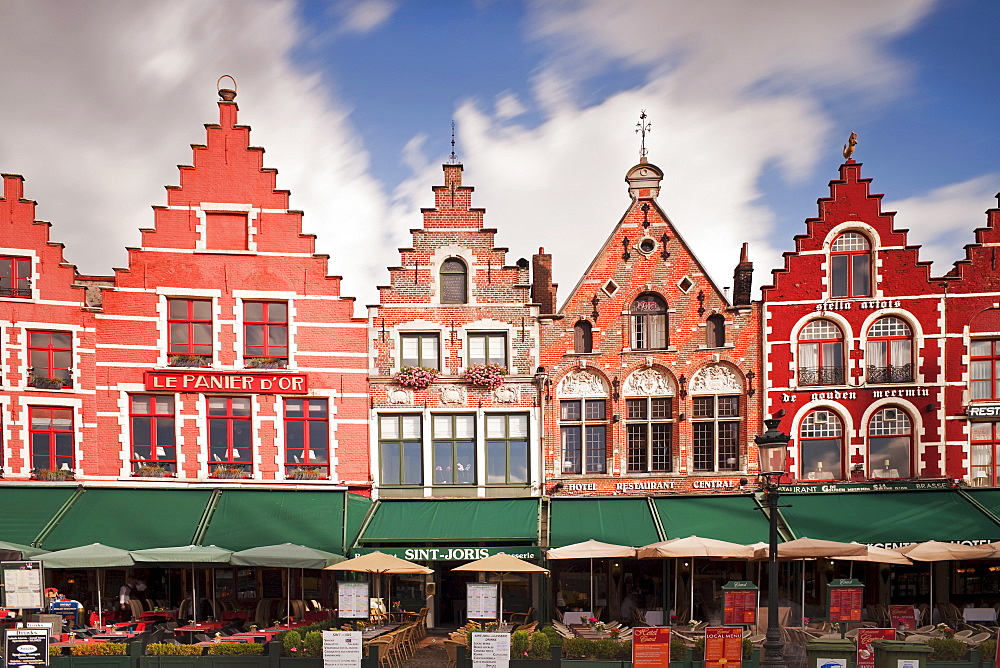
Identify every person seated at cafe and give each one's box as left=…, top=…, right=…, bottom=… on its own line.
left=620, top=591, right=640, bottom=622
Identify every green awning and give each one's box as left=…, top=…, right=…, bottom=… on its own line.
left=358, top=498, right=539, bottom=544
left=40, top=489, right=212, bottom=550
left=778, top=490, right=1000, bottom=546
left=653, top=495, right=771, bottom=543
left=200, top=490, right=351, bottom=553
left=960, top=489, right=1000, bottom=524
left=549, top=498, right=660, bottom=547
left=0, top=487, right=76, bottom=545
left=345, top=493, right=373, bottom=549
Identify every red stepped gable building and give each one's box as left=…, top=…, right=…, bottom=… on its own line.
left=368, top=162, right=544, bottom=498
left=0, top=86, right=370, bottom=489
left=538, top=154, right=763, bottom=496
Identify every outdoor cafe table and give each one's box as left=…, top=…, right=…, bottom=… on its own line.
left=569, top=624, right=614, bottom=639
left=963, top=608, right=997, bottom=623
left=563, top=611, right=594, bottom=626
left=140, top=610, right=177, bottom=622
left=360, top=624, right=400, bottom=640
left=90, top=630, right=138, bottom=641
left=174, top=622, right=226, bottom=642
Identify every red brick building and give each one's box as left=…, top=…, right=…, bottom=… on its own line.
left=538, top=156, right=763, bottom=496
left=0, top=88, right=370, bottom=489
left=763, top=157, right=957, bottom=482
left=368, top=162, right=544, bottom=498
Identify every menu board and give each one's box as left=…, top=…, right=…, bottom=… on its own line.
left=705, top=627, right=744, bottom=668
left=889, top=605, right=917, bottom=630
left=633, top=627, right=671, bottom=668
left=322, top=630, right=363, bottom=668
left=828, top=586, right=863, bottom=623
left=857, top=628, right=895, bottom=668
left=467, top=583, right=499, bottom=620
left=1, top=561, right=44, bottom=610
left=723, top=588, right=758, bottom=626
left=471, top=632, right=510, bottom=668
left=4, top=628, right=48, bottom=667
left=338, top=582, right=370, bottom=619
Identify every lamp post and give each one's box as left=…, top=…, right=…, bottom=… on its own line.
left=754, top=415, right=791, bottom=668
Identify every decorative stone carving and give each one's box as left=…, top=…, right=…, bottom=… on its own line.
left=623, top=367, right=675, bottom=396
left=494, top=384, right=520, bottom=404
left=439, top=384, right=467, bottom=405
left=386, top=386, right=413, bottom=405
left=690, top=364, right=743, bottom=394
left=557, top=369, right=608, bottom=397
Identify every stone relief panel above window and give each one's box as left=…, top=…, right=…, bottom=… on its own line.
left=623, top=367, right=675, bottom=397
left=557, top=368, right=608, bottom=397
left=690, top=364, right=743, bottom=394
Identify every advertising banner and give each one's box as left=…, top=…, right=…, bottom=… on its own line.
left=633, top=627, right=671, bottom=667
left=857, top=628, right=896, bottom=668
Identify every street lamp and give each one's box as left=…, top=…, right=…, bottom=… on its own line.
left=754, top=414, right=791, bottom=668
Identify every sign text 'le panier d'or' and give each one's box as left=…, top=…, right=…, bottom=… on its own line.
left=145, top=371, right=308, bottom=394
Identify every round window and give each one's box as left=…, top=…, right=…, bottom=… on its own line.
left=638, top=238, right=656, bottom=254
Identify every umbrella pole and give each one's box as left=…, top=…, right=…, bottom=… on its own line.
left=930, top=564, right=934, bottom=625
left=590, top=558, right=594, bottom=618
left=286, top=567, right=291, bottom=626
left=192, top=564, right=197, bottom=624
left=499, top=574, right=504, bottom=624
left=673, top=558, right=678, bottom=623
left=801, top=562, right=806, bottom=626
left=690, top=558, right=695, bottom=624
left=97, top=569, right=103, bottom=627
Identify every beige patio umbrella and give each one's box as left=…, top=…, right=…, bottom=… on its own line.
left=639, top=537, right=754, bottom=623
left=325, top=551, right=432, bottom=618
left=547, top=540, right=636, bottom=618
left=452, top=553, right=550, bottom=622
left=891, top=541, right=995, bottom=622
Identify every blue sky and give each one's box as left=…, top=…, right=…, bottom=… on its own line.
left=0, top=0, right=997, bottom=310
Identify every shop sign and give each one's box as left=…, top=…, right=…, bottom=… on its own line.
left=968, top=405, right=1000, bottom=418
left=633, top=627, right=671, bottom=667
left=352, top=546, right=542, bottom=561
left=857, top=628, right=895, bottom=668
left=779, top=387, right=932, bottom=403
left=777, top=480, right=952, bottom=494
left=705, top=627, right=743, bottom=668
left=814, top=299, right=902, bottom=312
left=144, top=370, right=308, bottom=394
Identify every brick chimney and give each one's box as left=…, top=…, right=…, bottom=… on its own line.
left=531, top=247, right=557, bottom=314
left=732, top=242, right=753, bottom=307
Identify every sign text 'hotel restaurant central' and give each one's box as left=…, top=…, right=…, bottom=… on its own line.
left=144, top=371, right=309, bottom=394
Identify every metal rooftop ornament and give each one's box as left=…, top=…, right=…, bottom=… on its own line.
left=217, top=75, right=237, bottom=101
left=449, top=120, right=459, bottom=164
left=635, top=110, right=651, bottom=162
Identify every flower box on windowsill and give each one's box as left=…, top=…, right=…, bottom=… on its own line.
left=28, top=376, right=70, bottom=389
left=168, top=355, right=212, bottom=368
left=212, top=466, right=250, bottom=480
left=286, top=467, right=325, bottom=480
left=394, top=366, right=439, bottom=390
left=32, top=468, right=74, bottom=481
left=245, top=357, right=287, bottom=370
left=133, top=466, right=173, bottom=478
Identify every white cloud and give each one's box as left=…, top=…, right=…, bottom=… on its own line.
left=885, top=175, right=1000, bottom=276
left=335, top=0, right=398, bottom=34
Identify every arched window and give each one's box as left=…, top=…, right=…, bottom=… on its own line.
left=799, top=410, right=843, bottom=480
left=630, top=293, right=667, bottom=350
left=440, top=258, right=467, bottom=303
left=868, top=407, right=912, bottom=479
left=706, top=314, right=725, bottom=348
left=573, top=320, right=593, bottom=354
left=797, top=319, right=845, bottom=386
left=866, top=316, right=913, bottom=383
left=830, top=232, right=872, bottom=298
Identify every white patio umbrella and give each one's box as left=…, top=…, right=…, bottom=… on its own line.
left=42, top=543, right=135, bottom=627
left=325, top=551, right=432, bottom=620
left=892, top=541, right=995, bottom=622
left=129, top=545, right=233, bottom=624
left=453, top=553, right=550, bottom=622
left=546, top=540, right=636, bottom=618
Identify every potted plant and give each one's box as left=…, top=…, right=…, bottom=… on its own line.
left=463, top=363, right=507, bottom=389
left=32, top=468, right=72, bottom=481
left=134, top=464, right=170, bottom=478
left=212, top=464, right=248, bottom=479
left=287, top=466, right=323, bottom=480
left=245, top=356, right=286, bottom=369
left=393, top=366, right=439, bottom=390
left=168, top=354, right=210, bottom=367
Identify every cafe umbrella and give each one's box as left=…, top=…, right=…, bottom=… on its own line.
left=231, top=543, right=345, bottom=626
left=452, top=552, right=550, bottom=623
left=129, top=545, right=234, bottom=624
left=891, top=541, right=995, bottom=624
left=0, top=541, right=48, bottom=561
left=40, top=542, right=135, bottom=627
left=546, top=540, right=636, bottom=619
left=324, top=551, right=432, bottom=620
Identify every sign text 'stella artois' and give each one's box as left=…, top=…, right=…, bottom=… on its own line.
left=145, top=371, right=308, bottom=394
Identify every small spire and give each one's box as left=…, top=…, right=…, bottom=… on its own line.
left=217, top=74, right=237, bottom=102
left=842, top=131, right=858, bottom=161
left=448, top=120, right=459, bottom=164
left=635, top=110, right=651, bottom=163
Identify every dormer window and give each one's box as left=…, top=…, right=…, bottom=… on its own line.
left=706, top=314, right=725, bottom=348
left=630, top=293, right=667, bottom=350
left=440, top=258, right=468, bottom=304
left=573, top=320, right=593, bottom=353
left=830, top=232, right=872, bottom=298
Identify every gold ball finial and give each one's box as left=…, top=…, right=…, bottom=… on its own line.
left=217, top=75, right=237, bottom=102
left=843, top=132, right=858, bottom=160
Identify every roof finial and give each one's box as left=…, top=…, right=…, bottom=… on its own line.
left=842, top=131, right=858, bottom=161
left=217, top=75, right=237, bottom=102
left=635, top=110, right=651, bottom=163
left=449, top=120, right=459, bottom=164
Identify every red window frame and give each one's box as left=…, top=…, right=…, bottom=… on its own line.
left=971, top=339, right=1000, bottom=401
left=797, top=320, right=845, bottom=386
left=0, top=256, right=31, bottom=298
left=830, top=232, right=872, bottom=298
left=167, top=298, right=213, bottom=359
left=28, top=331, right=72, bottom=387
left=284, top=399, right=329, bottom=477
left=30, top=407, right=74, bottom=472
left=244, top=301, right=288, bottom=362
left=208, top=396, right=252, bottom=475
left=129, top=395, right=176, bottom=474
left=971, top=422, right=1000, bottom=487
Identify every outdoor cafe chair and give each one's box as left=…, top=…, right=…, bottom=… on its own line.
left=954, top=629, right=974, bottom=639
left=443, top=639, right=461, bottom=668
left=966, top=632, right=992, bottom=645
left=366, top=636, right=398, bottom=668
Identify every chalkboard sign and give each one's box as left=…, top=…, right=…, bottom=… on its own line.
left=262, top=569, right=283, bottom=599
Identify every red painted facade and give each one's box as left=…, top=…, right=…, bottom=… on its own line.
left=538, top=158, right=764, bottom=497
left=367, top=163, right=543, bottom=498
left=0, top=92, right=369, bottom=490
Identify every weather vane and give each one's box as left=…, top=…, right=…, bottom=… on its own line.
left=843, top=132, right=858, bottom=160
left=636, top=110, right=651, bottom=161
left=449, top=120, right=459, bottom=164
